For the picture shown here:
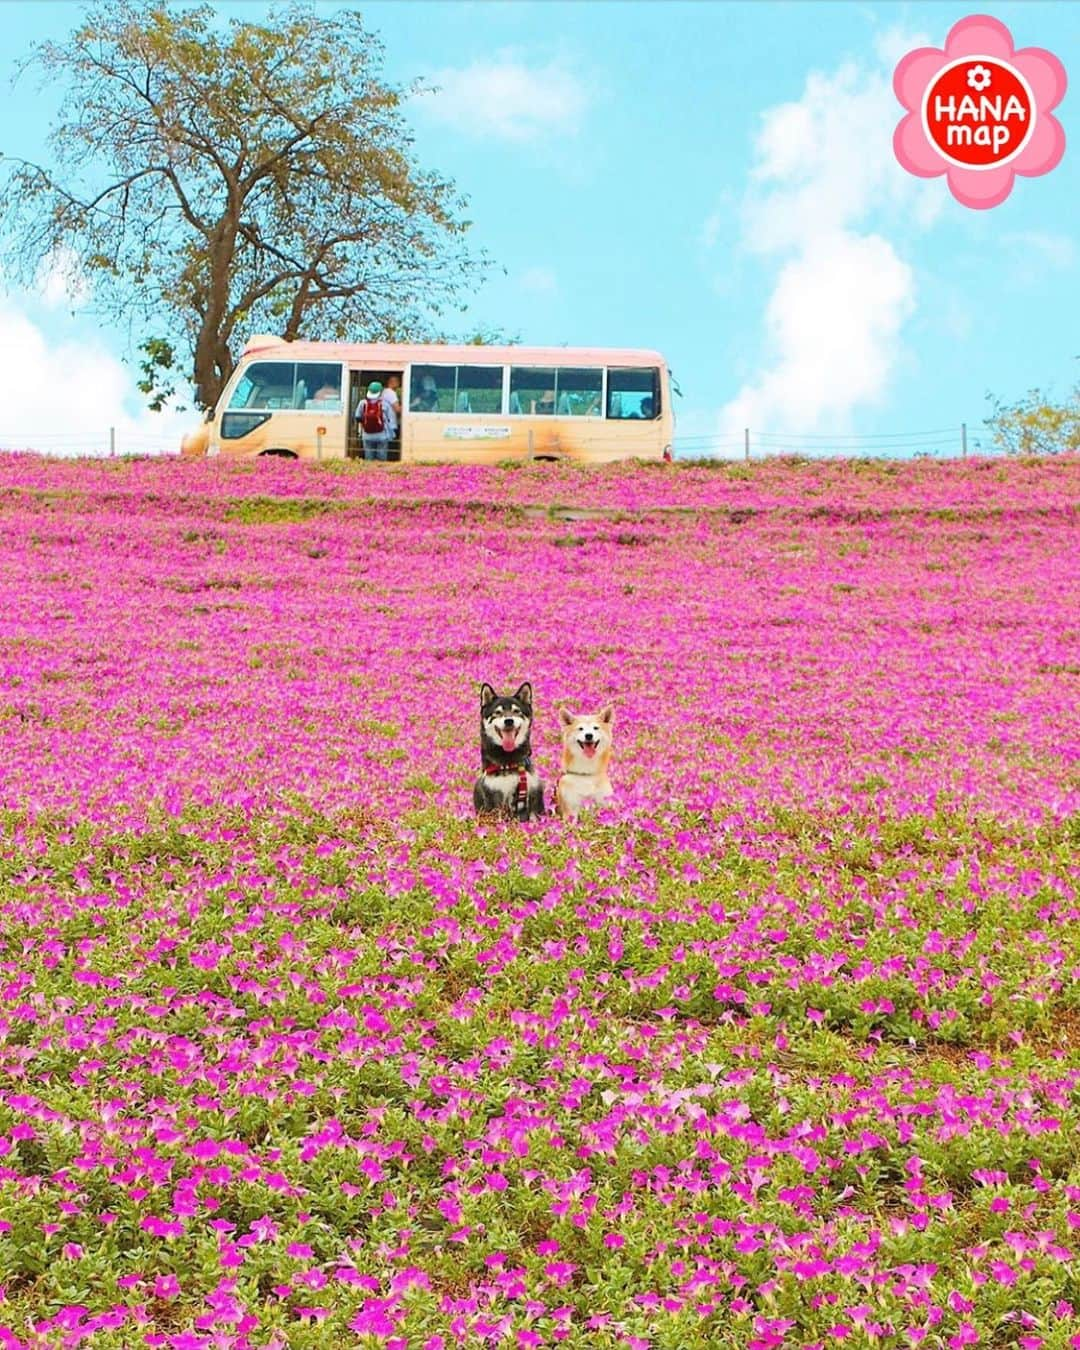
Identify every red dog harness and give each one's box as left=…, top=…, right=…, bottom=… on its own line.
left=484, top=763, right=530, bottom=817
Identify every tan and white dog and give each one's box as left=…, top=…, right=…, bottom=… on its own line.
left=554, top=707, right=614, bottom=819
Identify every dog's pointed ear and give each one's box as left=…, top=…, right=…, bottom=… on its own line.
left=514, top=682, right=533, bottom=707
left=559, top=706, right=576, bottom=727
left=480, top=682, right=496, bottom=706
left=599, top=705, right=614, bottom=726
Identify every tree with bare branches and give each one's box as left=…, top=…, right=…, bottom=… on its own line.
left=0, top=2, right=489, bottom=408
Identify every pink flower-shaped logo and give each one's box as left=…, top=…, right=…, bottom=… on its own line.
left=894, top=14, right=1066, bottom=208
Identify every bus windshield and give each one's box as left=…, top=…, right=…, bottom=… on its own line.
left=228, top=361, right=344, bottom=411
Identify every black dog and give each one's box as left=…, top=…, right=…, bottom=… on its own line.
left=473, top=682, right=546, bottom=820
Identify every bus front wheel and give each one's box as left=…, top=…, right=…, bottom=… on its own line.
left=259, top=448, right=298, bottom=459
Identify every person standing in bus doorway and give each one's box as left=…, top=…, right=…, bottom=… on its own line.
left=383, top=375, right=402, bottom=455
left=359, top=380, right=392, bottom=460
left=383, top=375, right=401, bottom=423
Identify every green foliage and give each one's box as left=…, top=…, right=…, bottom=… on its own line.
left=136, top=336, right=182, bottom=412
left=0, top=1, right=490, bottom=409
left=222, top=495, right=345, bottom=524
left=985, top=382, right=1080, bottom=455
left=462, top=325, right=522, bottom=346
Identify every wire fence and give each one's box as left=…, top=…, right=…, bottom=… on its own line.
left=0, top=421, right=998, bottom=461
left=0, top=428, right=182, bottom=457
left=673, top=423, right=994, bottom=460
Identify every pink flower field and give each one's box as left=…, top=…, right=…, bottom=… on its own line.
left=0, top=452, right=1078, bottom=1350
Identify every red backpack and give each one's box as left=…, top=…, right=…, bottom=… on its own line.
left=360, top=394, right=385, bottom=434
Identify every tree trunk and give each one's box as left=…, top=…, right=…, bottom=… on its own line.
left=283, top=274, right=314, bottom=341
left=193, top=324, right=223, bottom=410
left=192, top=216, right=240, bottom=409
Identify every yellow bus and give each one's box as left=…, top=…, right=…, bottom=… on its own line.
left=181, top=337, right=674, bottom=464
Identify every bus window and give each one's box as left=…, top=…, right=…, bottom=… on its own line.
left=299, top=363, right=344, bottom=410
left=510, top=367, right=556, bottom=415
left=554, top=368, right=602, bottom=417
left=511, top=366, right=602, bottom=417
left=456, top=366, right=502, bottom=413
left=411, top=364, right=502, bottom=414
left=229, top=363, right=292, bottom=409
left=228, top=361, right=343, bottom=411
left=410, top=365, right=452, bottom=412
left=607, top=367, right=660, bottom=419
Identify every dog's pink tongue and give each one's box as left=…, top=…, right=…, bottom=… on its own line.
left=501, top=732, right=517, bottom=752
left=583, top=743, right=597, bottom=759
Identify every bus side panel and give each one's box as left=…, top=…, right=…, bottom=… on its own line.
left=211, top=411, right=349, bottom=460
left=404, top=416, right=670, bottom=464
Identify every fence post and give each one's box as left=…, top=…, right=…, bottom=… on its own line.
left=109, top=427, right=116, bottom=457
left=528, top=428, right=534, bottom=463
left=961, top=422, right=967, bottom=458
left=744, top=427, right=750, bottom=462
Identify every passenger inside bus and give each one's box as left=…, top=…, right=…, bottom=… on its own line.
left=411, top=375, right=439, bottom=412
left=305, top=365, right=344, bottom=410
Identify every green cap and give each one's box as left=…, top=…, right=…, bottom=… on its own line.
left=367, top=381, right=383, bottom=395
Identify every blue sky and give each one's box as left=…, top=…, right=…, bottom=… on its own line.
left=0, top=0, right=1076, bottom=457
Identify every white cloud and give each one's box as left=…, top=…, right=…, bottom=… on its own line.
left=742, top=60, right=939, bottom=253
left=721, top=233, right=915, bottom=434
left=422, top=54, right=590, bottom=143
left=0, top=300, right=193, bottom=457
left=715, top=28, right=941, bottom=441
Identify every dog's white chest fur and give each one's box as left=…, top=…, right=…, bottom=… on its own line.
left=486, top=769, right=541, bottom=796
left=556, top=771, right=613, bottom=816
